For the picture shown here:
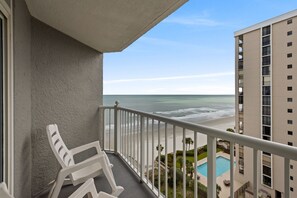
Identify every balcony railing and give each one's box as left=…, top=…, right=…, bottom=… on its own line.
left=99, top=103, right=297, bottom=198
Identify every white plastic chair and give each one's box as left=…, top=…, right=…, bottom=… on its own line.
left=0, top=182, right=13, bottom=198
left=69, top=178, right=116, bottom=198
left=47, top=124, right=124, bottom=198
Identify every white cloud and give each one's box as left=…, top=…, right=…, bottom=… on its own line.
left=104, top=72, right=234, bottom=84
left=163, top=16, right=224, bottom=27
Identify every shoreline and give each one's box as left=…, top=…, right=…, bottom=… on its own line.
left=198, top=116, right=235, bottom=130
left=105, top=115, right=235, bottom=161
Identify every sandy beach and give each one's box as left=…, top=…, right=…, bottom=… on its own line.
left=105, top=116, right=235, bottom=166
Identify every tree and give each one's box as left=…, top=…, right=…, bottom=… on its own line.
left=156, top=144, right=164, bottom=153
left=186, top=160, right=194, bottom=178
left=182, top=137, right=194, bottom=151
left=216, top=184, right=222, bottom=197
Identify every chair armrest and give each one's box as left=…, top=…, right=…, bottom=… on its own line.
left=60, top=153, right=104, bottom=176
left=70, top=141, right=102, bottom=156
left=49, top=154, right=105, bottom=198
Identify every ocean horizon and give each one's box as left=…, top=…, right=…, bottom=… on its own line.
left=104, top=95, right=235, bottom=124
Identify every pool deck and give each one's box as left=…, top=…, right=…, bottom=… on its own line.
left=195, top=152, right=244, bottom=197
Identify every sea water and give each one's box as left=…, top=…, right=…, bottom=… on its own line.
left=103, top=95, right=235, bottom=123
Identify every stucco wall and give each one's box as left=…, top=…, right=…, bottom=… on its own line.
left=13, top=0, right=32, bottom=197
left=30, top=18, right=103, bottom=195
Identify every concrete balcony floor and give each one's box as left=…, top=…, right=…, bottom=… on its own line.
left=42, top=154, right=155, bottom=198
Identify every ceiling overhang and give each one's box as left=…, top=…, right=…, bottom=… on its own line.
left=25, top=0, right=188, bottom=52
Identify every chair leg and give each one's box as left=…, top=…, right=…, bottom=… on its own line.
left=104, top=152, right=113, bottom=168
left=99, top=154, right=124, bottom=196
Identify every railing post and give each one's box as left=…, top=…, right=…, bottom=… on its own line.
left=284, top=158, right=290, bottom=198
left=253, top=149, right=258, bottom=198
left=114, top=101, right=119, bottom=154
left=99, top=105, right=105, bottom=150
left=230, top=142, right=235, bottom=198
left=140, top=115, right=145, bottom=182
left=207, top=135, right=216, bottom=198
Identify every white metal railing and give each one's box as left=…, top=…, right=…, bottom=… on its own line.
left=99, top=103, right=297, bottom=198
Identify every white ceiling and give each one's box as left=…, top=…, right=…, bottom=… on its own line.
left=25, top=0, right=188, bottom=52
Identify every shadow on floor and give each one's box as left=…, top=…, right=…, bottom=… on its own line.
left=42, top=154, right=156, bottom=198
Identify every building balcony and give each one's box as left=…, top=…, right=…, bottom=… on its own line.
left=81, top=103, right=297, bottom=198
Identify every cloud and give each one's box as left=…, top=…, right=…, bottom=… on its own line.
left=163, top=16, right=224, bottom=27
left=104, top=72, right=234, bottom=84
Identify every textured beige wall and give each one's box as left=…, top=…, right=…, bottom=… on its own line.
left=235, top=29, right=262, bottom=187
left=13, top=0, right=32, bottom=197
left=272, top=16, right=297, bottom=197
left=30, top=18, right=103, bottom=195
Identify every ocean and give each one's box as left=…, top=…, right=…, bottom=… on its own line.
left=103, top=95, right=235, bottom=124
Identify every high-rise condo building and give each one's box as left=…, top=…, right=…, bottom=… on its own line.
left=235, top=10, right=297, bottom=198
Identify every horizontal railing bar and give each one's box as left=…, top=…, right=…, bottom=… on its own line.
left=117, top=106, right=297, bottom=161
left=99, top=105, right=114, bottom=110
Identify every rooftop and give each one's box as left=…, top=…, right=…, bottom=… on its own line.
left=234, top=9, right=297, bottom=36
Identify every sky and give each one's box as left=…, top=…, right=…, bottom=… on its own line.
left=104, top=1, right=297, bottom=95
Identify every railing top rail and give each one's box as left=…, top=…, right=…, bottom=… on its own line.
left=110, top=106, right=297, bottom=161
left=99, top=105, right=114, bottom=110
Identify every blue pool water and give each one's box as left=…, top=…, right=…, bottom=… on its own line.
left=197, top=156, right=235, bottom=177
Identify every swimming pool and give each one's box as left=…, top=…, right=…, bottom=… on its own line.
left=197, top=156, right=235, bottom=177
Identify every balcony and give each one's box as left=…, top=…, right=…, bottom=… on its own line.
left=93, top=103, right=297, bottom=198
left=40, top=153, right=155, bottom=198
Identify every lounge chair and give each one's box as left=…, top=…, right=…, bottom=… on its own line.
left=0, top=182, right=13, bottom=198
left=47, top=124, right=124, bottom=198
left=69, top=178, right=116, bottom=198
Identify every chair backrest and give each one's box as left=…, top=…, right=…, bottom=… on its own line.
left=46, top=124, right=75, bottom=168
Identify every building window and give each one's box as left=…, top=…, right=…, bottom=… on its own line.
left=239, top=96, right=243, bottom=104
left=288, top=86, right=293, bottom=91
left=263, top=126, right=271, bottom=136
left=290, top=187, right=294, bottom=192
left=263, top=151, right=271, bottom=156
left=287, top=53, right=293, bottom=58
left=288, top=142, right=293, bottom=146
left=262, top=106, right=271, bottom=115
left=262, top=46, right=271, bottom=56
left=262, top=36, right=270, bottom=46
left=262, top=56, right=271, bottom=65
left=288, top=109, right=293, bottom=113
left=288, top=42, right=293, bottom=47
left=287, top=64, right=293, bottom=69
left=288, top=120, right=293, bottom=124
left=288, top=98, right=293, bottom=102
left=288, top=31, right=293, bottom=36
left=291, top=176, right=294, bottom=180
left=262, top=66, right=270, bottom=75
left=263, top=175, right=271, bottom=187
left=263, top=96, right=271, bottom=105
left=291, top=165, right=294, bottom=169
left=262, top=76, right=270, bottom=86
left=263, top=116, right=271, bottom=125
left=288, top=75, right=293, bottom=80
left=288, top=131, right=293, bottom=135
left=263, top=165, right=271, bottom=176
left=263, top=86, right=271, bottom=95
left=262, top=26, right=271, bottom=36
left=288, top=19, right=293, bottom=24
